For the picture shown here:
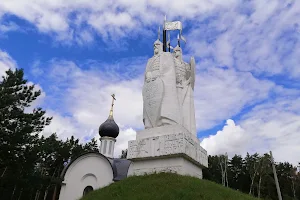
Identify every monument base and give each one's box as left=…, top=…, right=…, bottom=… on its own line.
left=127, top=156, right=204, bottom=179
left=127, top=125, right=208, bottom=179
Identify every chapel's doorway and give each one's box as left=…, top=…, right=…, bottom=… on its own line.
left=83, top=185, right=94, bottom=196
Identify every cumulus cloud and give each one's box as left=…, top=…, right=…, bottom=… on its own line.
left=201, top=119, right=249, bottom=156
left=201, top=97, right=300, bottom=165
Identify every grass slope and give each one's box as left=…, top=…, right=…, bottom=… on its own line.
left=81, top=173, right=258, bottom=200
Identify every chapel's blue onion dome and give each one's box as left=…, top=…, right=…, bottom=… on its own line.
left=99, top=115, right=119, bottom=138
left=99, top=94, right=119, bottom=138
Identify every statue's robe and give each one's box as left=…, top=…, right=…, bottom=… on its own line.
left=175, top=59, right=197, bottom=136
left=143, top=52, right=182, bottom=128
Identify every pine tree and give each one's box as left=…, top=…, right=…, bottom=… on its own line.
left=0, top=68, right=52, bottom=199
left=120, top=149, right=128, bottom=159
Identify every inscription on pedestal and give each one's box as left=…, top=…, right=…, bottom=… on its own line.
left=162, top=133, right=184, bottom=154
left=128, top=132, right=208, bottom=168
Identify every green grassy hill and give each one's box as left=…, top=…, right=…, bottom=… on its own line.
left=81, top=173, right=259, bottom=200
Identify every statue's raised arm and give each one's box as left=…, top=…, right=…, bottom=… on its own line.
left=190, top=56, right=196, bottom=90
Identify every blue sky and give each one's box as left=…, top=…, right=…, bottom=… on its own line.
left=0, top=0, right=299, bottom=164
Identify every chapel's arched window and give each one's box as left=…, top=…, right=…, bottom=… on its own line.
left=83, top=185, right=94, bottom=196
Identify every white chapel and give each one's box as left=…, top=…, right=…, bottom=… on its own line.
left=58, top=94, right=131, bottom=200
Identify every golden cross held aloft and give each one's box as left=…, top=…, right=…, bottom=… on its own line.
left=109, top=94, right=116, bottom=117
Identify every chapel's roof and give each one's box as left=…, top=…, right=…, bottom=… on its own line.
left=99, top=115, right=119, bottom=138
left=110, top=158, right=131, bottom=181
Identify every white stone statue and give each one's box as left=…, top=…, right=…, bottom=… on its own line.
left=173, top=44, right=197, bottom=135
left=128, top=20, right=208, bottom=180
left=142, top=39, right=182, bottom=128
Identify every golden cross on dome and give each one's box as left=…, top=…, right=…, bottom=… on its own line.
left=109, top=94, right=116, bottom=117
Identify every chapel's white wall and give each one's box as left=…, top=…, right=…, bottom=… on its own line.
left=58, top=153, right=114, bottom=200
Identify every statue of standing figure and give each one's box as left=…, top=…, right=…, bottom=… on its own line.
left=142, top=25, right=196, bottom=136
left=173, top=42, right=196, bottom=135
left=143, top=39, right=182, bottom=128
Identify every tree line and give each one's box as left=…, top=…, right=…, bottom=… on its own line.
left=203, top=153, right=300, bottom=199
left=0, top=69, right=98, bottom=200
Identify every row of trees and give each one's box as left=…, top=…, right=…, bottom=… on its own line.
left=0, top=69, right=98, bottom=200
left=203, top=153, right=300, bottom=200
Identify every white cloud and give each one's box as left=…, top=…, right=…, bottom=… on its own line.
left=195, top=67, right=274, bottom=130
left=30, top=60, right=44, bottom=77
left=0, top=0, right=299, bottom=80
left=114, top=128, right=136, bottom=158
left=42, top=110, right=79, bottom=140
left=1, top=0, right=299, bottom=61
left=32, top=59, right=143, bottom=153
left=66, top=76, right=144, bottom=129
left=201, top=97, right=300, bottom=165
left=44, top=59, right=144, bottom=129
left=0, top=49, right=16, bottom=80
left=214, top=32, right=233, bottom=67
left=0, top=0, right=240, bottom=43
left=75, top=30, right=94, bottom=45
left=0, top=50, right=45, bottom=110
left=186, top=0, right=300, bottom=79
left=201, top=119, right=249, bottom=156
left=0, top=21, right=19, bottom=33
left=37, top=57, right=276, bottom=134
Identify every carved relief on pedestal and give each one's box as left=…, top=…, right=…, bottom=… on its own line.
left=152, top=136, right=160, bottom=157
left=127, top=132, right=208, bottom=168
left=161, top=133, right=184, bottom=155
left=127, top=140, right=137, bottom=158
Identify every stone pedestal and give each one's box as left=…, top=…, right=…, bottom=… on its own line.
left=127, top=125, right=208, bottom=179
